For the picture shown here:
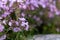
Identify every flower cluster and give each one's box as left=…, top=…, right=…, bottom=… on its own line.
left=0, top=0, right=58, bottom=32
left=0, top=0, right=60, bottom=40
left=0, top=0, right=30, bottom=32
left=0, top=17, right=29, bottom=32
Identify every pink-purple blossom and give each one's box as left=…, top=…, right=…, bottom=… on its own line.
left=13, top=27, right=21, bottom=32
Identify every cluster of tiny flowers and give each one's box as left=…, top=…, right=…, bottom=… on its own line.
left=0, top=0, right=58, bottom=13
left=0, top=0, right=60, bottom=40
left=0, top=0, right=58, bottom=32
left=0, top=0, right=30, bottom=32
left=0, top=17, right=29, bottom=32
left=0, top=0, right=57, bottom=10
left=0, top=17, right=29, bottom=40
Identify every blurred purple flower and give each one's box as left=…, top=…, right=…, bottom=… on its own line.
left=2, top=12, right=10, bottom=18
left=13, top=27, right=21, bottom=32
left=15, top=21, right=19, bottom=26
left=0, top=34, right=6, bottom=40
left=21, top=12, right=25, bottom=17
left=18, top=18, right=26, bottom=21
left=48, top=12, right=54, bottom=18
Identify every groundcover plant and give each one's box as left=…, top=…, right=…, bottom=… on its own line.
left=0, top=0, right=60, bottom=40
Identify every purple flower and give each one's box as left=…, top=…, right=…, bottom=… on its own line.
left=48, top=12, right=54, bottom=18
left=55, top=10, right=60, bottom=15
left=21, top=22, right=26, bottom=27
left=13, top=27, right=21, bottom=32
left=0, top=34, right=6, bottom=40
left=18, top=18, right=26, bottom=21
left=22, top=4, right=27, bottom=9
left=30, top=0, right=39, bottom=8
left=30, top=5, right=35, bottom=10
left=25, top=22, right=29, bottom=31
left=25, top=25, right=29, bottom=31
left=15, top=21, right=19, bottom=26
left=33, top=15, right=37, bottom=19
left=21, top=12, right=25, bottom=17
left=2, top=12, right=10, bottom=18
